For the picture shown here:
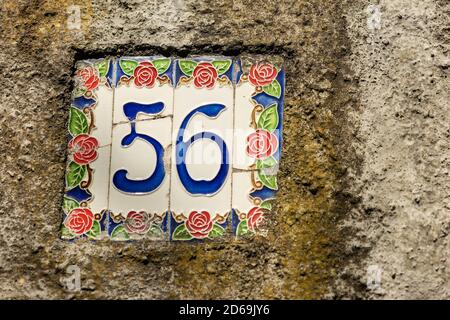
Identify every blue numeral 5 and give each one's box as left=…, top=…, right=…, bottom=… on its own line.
left=112, top=102, right=166, bottom=194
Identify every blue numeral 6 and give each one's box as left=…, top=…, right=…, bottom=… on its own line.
left=176, top=104, right=229, bottom=195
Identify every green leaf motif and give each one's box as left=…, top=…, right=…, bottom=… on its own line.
left=172, top=224, right=193, bottom=241
left=236, top=220, right=251, bottom=237
left=86, top=220, right=101, bottom=239
left=66, top=161, right=86, bottom=189
left=208, top=224, right=225, bottom=239
left=178, top=60, right=198, bottom=76
left=147, top=224, right=164, bottom=239
left=72, top=87, right=86, bottom=98
left=68, top=107, right=88, bottom=136
left=259, top=200, right=273, bottom=210
left=262, top=79, right=282, bottom=98
left=153, top=58, right=171, bottom=75
left=120, top=59, right=139, bottom=76
left=211, top=60, right=232, bottom=75
left=95, top=59, right=109, bottom=77
left=256, top=156, right=279, bottom=177
left=61, top=225, right=76, bottom=239
left=62, top=196, right=79, bottom=214
left=257, top=103, right=279, bottom=132
left=256, top=156, right=278, bottom=169
left=111, top=225, right=130, bottom=240
left=257, top=170, right=278, bottom=190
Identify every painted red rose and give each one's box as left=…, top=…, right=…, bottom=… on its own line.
left=65, top=208, right=94, bottom=235
left=192, top=62, right=218, bottom=89
left=133, top=61, right=158, bottom=88
left=246, top=129, right=278, bottom=159
left=249, top=63, right=277, bottom=86
left=78, top=66, right=100, bottom=91
left=186, top=211, right=213, bottom=239
left=68, top=134, right=99, bottom=165
left=247, top=207, right=265, bottom=232
left=124, top=211, right=151, bottom=234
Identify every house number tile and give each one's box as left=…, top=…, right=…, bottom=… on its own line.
left=61, top=56, right=284, bottom=242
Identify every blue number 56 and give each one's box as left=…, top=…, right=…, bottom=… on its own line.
left=113, top=102, right=229, bottom=196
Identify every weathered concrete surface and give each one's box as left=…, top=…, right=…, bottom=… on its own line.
left=340, top=0, right=450, bottom=299
left=0, top=0, right=448, bottom=299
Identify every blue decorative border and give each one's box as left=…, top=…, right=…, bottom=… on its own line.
left=61, top=58, right=113, bottom=240
left=231, top=58, right=285, bottom=239
left=62, top=56, right=284, bottom=242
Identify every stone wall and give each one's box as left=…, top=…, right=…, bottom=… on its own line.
left=0, top=0, right=448, bottom=299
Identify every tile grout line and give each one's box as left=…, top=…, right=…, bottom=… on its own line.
left=112, top=114, right=173, bottom=127
left=167, top=58, right=176, bottom=240
left=229, top=57, right=237, bottom=238
left=104, top=57, right=117, bottom=239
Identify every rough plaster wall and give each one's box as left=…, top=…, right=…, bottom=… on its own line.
left=342, top=0, right=450, bottom=299
left=0, top=0, right=448, bottom=299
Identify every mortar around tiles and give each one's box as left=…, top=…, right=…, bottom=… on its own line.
left=61, top=56, right=284, bottom=241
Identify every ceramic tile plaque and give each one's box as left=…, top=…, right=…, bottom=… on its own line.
left=61, top=56, right=284, bottom=241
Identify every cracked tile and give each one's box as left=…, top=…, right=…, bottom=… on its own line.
left=61, top=55, right=284, bottom=242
